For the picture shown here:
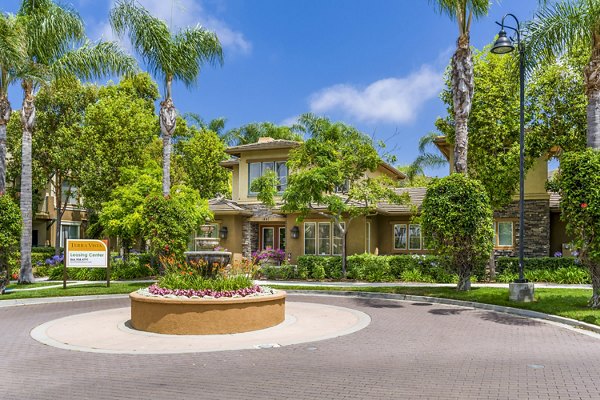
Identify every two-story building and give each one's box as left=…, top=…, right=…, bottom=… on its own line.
left=208, top=136, right=568, bottom=264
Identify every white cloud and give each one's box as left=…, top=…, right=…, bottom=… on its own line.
left=280, top=115, right=300, bottom=127
left=93, top=0, right=251, bottom=54
left=309, top=65, right=443, bottom=124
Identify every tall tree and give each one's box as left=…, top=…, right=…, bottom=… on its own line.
left=528, top=0, right=600, bottom=149
left=259, top=114, right=406, bottom=277
left=110, top=0, right=223, bottom=197
left=0, top=13, right=25, bottom=194
left=430, top=0, right=491, bottom=174
left=16, top=0, right=136, bottom=283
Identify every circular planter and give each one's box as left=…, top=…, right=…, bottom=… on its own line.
left=130, top=290, right=286, bottom=335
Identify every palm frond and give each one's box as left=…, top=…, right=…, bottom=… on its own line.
left=0, top=13, right=26, bottom=93
left=110, top=0, right=173, bottom=81
left=526, top=0, right=597, bottom=66
left=51, top=41, right=137, bottom=81
left=19, top=1, right=85, bottom=65
left=429, top=0, right=491, bottom=32
left=418, top=131, right=442, bottom=153
left=407, top=153, right=448, bottom=180
left=170, top=26, right=223, bottom=87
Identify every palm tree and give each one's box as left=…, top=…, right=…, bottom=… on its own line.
left=528, top=0, right=600, bottom=149
left=406, top=132, right=448, bottom=182
left=110, top=0, right=223, bottom=196
left=430, top=0, right=491, bottom=174
left=222, top=122, right=304, bottom=146
left=16, top=0, right=137, bottom=283
left=0, top=13, right=25, bottom=195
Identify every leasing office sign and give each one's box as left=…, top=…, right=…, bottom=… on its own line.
left=66, top=239, right=108, bottom=268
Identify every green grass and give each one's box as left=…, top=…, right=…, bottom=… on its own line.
left=6, top=281, right=64, bottom=290
left=1, top=282, right=150, bottom=300
left=271, top=285, right=600, bottom=326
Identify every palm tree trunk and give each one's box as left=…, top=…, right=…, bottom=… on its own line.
left=589, top=260, right=600, bottom=308
left=585, top=40, right=600, bottom=150
left=159, top=78, right=176, bottom=197
left=19, top=90, right=35, bottom=283
left=0, top=95, right=10, bottom=195
left=451, top=34, right=474, bottom=174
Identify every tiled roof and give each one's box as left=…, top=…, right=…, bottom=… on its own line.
left=208, top=197, right=252, bottom=215
left=219, top=158, right=240, bottom=168
left=224, top=139, right=300, bottom=156
left=376, top=187, right=426, bottom=214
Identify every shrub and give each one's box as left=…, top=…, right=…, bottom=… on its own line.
left=297, top=256, right=342, bottom=280
left=421, top=174, right=494, bottom=290
left=252, top=248, right=286, bottom=266
left=495, top=257, right=582, bottom=274
left=0, top=195, right=22, bottom=292
left=260, top=265, right=297, bottom=280
left=47, top=256, right=158, bottom=281
left=347, top=254, right=394, bottom=282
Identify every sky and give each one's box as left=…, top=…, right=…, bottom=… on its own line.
left=1, top=0, right=541, bottom=176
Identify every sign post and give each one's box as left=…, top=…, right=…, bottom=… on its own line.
left=64, top=239, right=110, bottom=289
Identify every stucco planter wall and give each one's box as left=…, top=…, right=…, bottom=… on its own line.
left=130, top=291, right=286, bottom=335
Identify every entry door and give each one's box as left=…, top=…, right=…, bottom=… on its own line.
left=260, top=225, right=285, bottom=250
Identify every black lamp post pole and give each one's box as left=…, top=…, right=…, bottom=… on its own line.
left=517, top=27, right=526, bottom=283
left=492, top=13, right=527, bottom=283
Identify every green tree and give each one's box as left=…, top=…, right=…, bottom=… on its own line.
left=98, top=162, right=162, bottom=259
left=78, top=73, right=159, bottom=210
left=175, top=126, right=230, bottom=198
left=110, top=0, right=223, bottom=197
left=16, top=0, right=136, bottom=283
left=33, top=77, right=97, bottom=255
left=421, top=173, right=494, bottom=290
left=554, top=149, right=600, bottom=307
left=0, top=13, right=25, bottom=194
left=528, top=0, right=600, bottom=149
left=0, top=194, right=21, bottom=293
left=222, top=121, right=303, bottom=146
left=276, top=114, right=406, bottom=276
left=431, top=45, right=586, bottom=208
left=141, top=188, right=211, bottom=263
left=430, top=0, right=491, bottom=174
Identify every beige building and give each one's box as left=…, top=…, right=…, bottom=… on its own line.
left=206, top=137, right=567, bottom=264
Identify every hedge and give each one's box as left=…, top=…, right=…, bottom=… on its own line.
left=262, top=254, right=459, bottom=283
left=495, top=257, right=582, bottom=274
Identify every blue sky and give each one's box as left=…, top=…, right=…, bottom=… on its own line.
left=2, top=0, right=540, bottom=176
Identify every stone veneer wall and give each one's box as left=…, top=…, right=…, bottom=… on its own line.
left=493, top=200, right=550, bottom=258
left=241, top=205, right=281, bottom=258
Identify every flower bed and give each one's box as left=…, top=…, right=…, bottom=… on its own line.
left=140, top=283, right=276, bottom=299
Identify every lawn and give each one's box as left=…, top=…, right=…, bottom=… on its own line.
left=1, top=282, right=150, bottom=300
left=271, top=285, right=600, bottom=326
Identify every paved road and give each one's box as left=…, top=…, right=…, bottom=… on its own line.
left=2, top=294, right=600, bottom=399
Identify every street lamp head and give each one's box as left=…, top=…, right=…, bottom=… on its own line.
left=491, top=29, right=515, bottom=54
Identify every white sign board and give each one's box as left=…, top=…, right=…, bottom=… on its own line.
left=66, top=239, right=108, bottom=268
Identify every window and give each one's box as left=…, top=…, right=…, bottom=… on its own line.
left=394, top=224, right=407, bottom=250
left=304, top=221, right=345, bottom=255
left=409, top=224, right=421, bottom=250
left=248, top=161, right=289, bottom=195
left=318, top=223, right=331, bottom=255
left=304, top=222, right=316, bottom=255
left=262, top=227, right=275, bottom=250
left=278, top=227, right=286, bottom=251
left=60, top=223, right=80, bottom=248
left=276, top=162, right=287, bottom=191
left=494, top=221, right=514, bottom=247
left=365, top=222, right=371, bottom=253
left=61, top=180, right=79, bottom=206
left=334, top=180, right=349, bottom=193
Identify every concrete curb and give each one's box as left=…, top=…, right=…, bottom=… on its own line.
left=287, top=290, right=600, bottom=336
left=0, top=294, right=129, bottom=308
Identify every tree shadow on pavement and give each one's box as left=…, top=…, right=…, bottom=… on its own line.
left=351, top=298, right=404, bottom=309
left=428, top=308, right=469, bottom=315
left=478, top=311, right=542, bottom=326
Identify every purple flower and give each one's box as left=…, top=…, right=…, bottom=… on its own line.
left=572, top=250, right=580, bottom=257
left=554, top=251, right=562, bottom=258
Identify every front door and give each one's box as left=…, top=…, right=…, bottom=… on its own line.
left=260, top=225, right=285, bottom=251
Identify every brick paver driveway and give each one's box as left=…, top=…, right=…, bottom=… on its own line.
left=2, top=294, right=600, bottom=400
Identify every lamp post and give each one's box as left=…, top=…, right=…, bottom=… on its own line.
left=491, top=13, right=534, bottom=301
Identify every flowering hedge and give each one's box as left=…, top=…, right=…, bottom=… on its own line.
left=145, top=283, right=270, bottom=298
left=252, top=248, right=286, bottom=265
